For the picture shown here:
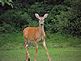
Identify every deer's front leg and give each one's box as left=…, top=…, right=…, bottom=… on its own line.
left=43, top=40, right=51, bottom=61
left=34, top=42, right=38, bottom=61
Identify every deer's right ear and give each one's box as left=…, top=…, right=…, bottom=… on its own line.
left=35, top=13, right=40, bottom=19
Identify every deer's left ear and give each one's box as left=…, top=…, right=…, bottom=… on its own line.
left=43, top=14, right=48, bottom=19
left=35, top=13, right=40, bottom=19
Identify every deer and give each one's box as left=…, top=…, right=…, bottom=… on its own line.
left=23, top=13, right=51, bottom=61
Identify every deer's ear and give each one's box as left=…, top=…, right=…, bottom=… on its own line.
left=35, top=13, right=40, bottom=19
left=43, top=14, right=48, bottom=19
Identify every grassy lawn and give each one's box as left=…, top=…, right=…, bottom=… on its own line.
left=0, top=47, right=81, bottom=61
left=0, top=32, right=81, bottom=61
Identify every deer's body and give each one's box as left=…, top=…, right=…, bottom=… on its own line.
left=23, top=13, right=51, bottom=61
left=23, top=27, right=45, bottom=42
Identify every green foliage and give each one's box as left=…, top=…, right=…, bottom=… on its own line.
left=0, top=0, right=81, bottom=36
left=27, top=2, right=53, bottom=17
left=63, top=0, right=81, bottom=35
left=0, top=23, right=15, bottom=32
left=0, top=0, right=13, bottom=7
left=0, top=10, right=33, bottom=32
left=46, top=5, right=71, bottom=33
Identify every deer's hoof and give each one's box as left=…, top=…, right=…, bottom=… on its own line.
left=25, top=58, right=30, bottom=61
left=28, top=58, right=30, bottom=61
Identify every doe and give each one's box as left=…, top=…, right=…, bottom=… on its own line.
left=23, top=13, right=51, bottom=61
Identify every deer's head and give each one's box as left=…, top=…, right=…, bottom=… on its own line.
left=35, top=13, right=48, bottom=26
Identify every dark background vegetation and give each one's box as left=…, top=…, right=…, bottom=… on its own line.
left=0, top=0, right=81, bottom=36
left=0, top=0, right=81, bottom=48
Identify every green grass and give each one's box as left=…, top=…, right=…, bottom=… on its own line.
left=0, top=32, right=81, bottom=50
left=0, top=32, right=24, bottom=49
left=47, top=33, right=81, bottom=48
left=0, top=47, right=81, bottom=61
left=0, top=32, right=81, bottom=61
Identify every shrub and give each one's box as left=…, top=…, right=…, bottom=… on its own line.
left=0, top=10, right=32, bottom=32
left=45, top=5, right=71, bottom=33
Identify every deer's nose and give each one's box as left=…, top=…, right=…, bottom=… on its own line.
left=41, top=24, right=43, bottom=25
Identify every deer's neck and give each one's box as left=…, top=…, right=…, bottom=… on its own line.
left=39, top=25, right=44, bottom=34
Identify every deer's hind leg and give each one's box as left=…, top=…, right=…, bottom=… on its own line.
left=24, top=39, right=30, bottom=61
